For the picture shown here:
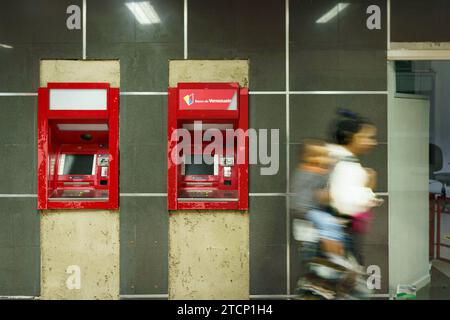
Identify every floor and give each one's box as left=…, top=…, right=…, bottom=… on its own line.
left=417, top=260, right=450, bottom=299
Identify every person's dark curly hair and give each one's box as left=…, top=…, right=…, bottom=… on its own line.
left=331, top=109, right=373, bottom=145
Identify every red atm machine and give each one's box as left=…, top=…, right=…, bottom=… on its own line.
left=168, top=82, right=248, bottom=210
left=37, top=83, right=119, bottom=210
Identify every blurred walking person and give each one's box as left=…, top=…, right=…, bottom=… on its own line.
left=328, top=109, right=383, bottom=266
left=293, top=109, right=383, bottom=299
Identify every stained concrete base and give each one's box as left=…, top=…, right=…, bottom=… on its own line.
left=40, top=211, right=120, bottom=300
left=40, top=60, right=120, bottom=87
left=169, top=211, right=249, bottom=300
left=169, top=60, right=249, bottom=87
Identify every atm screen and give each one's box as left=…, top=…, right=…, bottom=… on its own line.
left=62, top=154, right=94, bottom=175
left=185, top=155, right=214, bottom=175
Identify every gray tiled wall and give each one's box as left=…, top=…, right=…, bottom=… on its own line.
left=0, top=0, right=412, bottom=297
left=290, top=0, right=387, bottom=91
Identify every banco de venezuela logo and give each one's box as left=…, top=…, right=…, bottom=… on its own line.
left=183, top=93, right=194, bottom=106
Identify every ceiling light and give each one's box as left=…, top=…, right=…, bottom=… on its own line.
left=316, top=3, right=350, bottom=23
left=126, top=1, right=161, bottom=25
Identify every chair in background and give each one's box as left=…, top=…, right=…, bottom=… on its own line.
left=430, top=143, right=450, bottom=207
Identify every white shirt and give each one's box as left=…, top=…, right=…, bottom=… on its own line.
left=327, top=144, right=376, bottom=216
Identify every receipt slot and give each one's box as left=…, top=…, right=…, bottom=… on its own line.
left=37, top=83, right=119, bottom=210
left=168, top=83, right=248, bottom=210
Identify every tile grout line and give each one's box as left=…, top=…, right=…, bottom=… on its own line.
left=387, top=0, right=391, bottom=51
left=285, top=0, right=291, bottom=296
left=0, top=293, right=390, bottom=300
left=184, top=0, right=188, bottom=59
left=290, top=91, right=388, bottom=94
left=0, top=192, right=390, bottom=198
left=0, top=93, right=38, bottom=96
left=0, top=195, right=38, bottom=198
left=118, top=293, right=390, bottom=299
left=249, top=91, right=287, bottom=95
left=83, top=0, right=86, bottom=59
left=0, top=91, right=388, bottom=97
left=120, top=193, right=167, bottom=197
left=120, top=92, right=168, bottom=95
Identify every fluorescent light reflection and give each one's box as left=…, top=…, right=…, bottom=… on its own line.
left=126, top=1, right=161, bottom=25
left=316, top=3, right=350, bottom=23
left=0, top=43, right=13, bottom=49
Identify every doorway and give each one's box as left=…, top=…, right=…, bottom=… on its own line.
left=388, top=59, right=450, bottom=299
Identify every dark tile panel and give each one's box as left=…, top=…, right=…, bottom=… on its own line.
left=120, top=196, right=168, bottom=294
left=0, top=247, right=14, bottom=294
left=337, top=49, right=387, bottom=91
left=249, top=144, right=286, bottom=194
left=290, top=47, right=387, bottom=91
left=87, top=0, right=136, bottom=44
left=0, top=198, right=40, bottom=296
left=188, top=0, right=285, bottom=90
left=290, top=0, right=387, bottom=91
left=120, top=243, right=137, bottom=295
left=0, top=97, right=36, bottom=145
left=289, top=239, right=301, bottom=294
left=337, top=0, right=387, bottom=49
left=0, top=212, right=14, bottom=248
left=288, top=143, right=303, bottom=193
left=290, top=0, right=386, bottom=49
left=12, top=245, right=40, bottom=296
left=135, top=0, right=184, bottom=43
left=0, top=144, right=36, bottom=194
left=0, top=198, right=39, bottom=247
left=359, top=143, right=387, bottom=193
left=189, top=0, right=285, bottom=47
left=119, top=145, right=136, bottom=193
left=364, top=196, right=389, bottom=245
left=249, top=95, right=286, bottom=142
left=250, top=196, right=287, bottom=246
left=362, top=243, right=389, bottom=294
left=0, top=0, right=82, bottom=44
left=290, top=48, right=339, bottom=91
left=250, top=244, right=287, bottom=295
left=134, top=144, right=167, bottom=193
left=120, top=95, right=167, bottom=146
left=249, top=95, right=287, bottom=193
left=119, top=143, right=167, bottom=194
left=289, top=94, right=387, bottom=144
left=88, top=0, right=183, bottom=44
left=0, top=45, right=30, bottom=91
left=290, top=0, right=339, bottom=49
left=0, top=44, right=81, bottom=92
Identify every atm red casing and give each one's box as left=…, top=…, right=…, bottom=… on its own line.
left=37, top=83, right=119, bottom=210
left=168, top=82, right=249, bottom=211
